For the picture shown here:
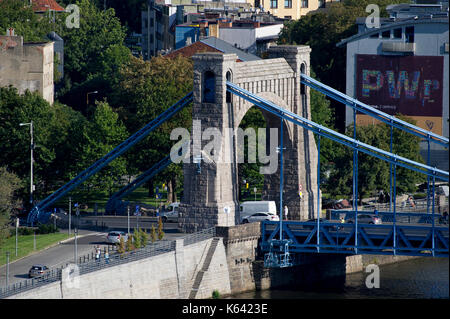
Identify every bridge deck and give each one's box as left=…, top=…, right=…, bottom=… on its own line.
left=261, top=220, right=449, bottom=258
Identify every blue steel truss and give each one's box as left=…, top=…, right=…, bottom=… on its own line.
left=261, top=220, right=449, bottom=257
left=226, top=81, right=449, bottom=263
left=226, top=81, right=448, bottom=182
left=27, top=93, right=193, bottom=224
left=105, top=155, right=172, bottom=214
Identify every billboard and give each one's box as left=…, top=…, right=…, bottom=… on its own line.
left=356, top=54, right=444, bottom=117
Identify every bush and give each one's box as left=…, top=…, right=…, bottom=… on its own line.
left=18, top=227, right=34, bottom=236
left=212, top=290, right=220, bottom=299
left=37, top=223, right=58, bottom=234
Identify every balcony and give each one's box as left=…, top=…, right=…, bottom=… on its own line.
left=382, top=41, right=415, bottom=53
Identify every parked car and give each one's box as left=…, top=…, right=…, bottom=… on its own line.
left=240, top=201, right=277, bottom=220
left=28, top=264, right=50, bottom=278
left=347, top=214, right=382, bottom=225
left=160, top=210, right=178, bottom=223
left=241, top=212, right=279, bottom=224
left=106, top=231, right=129, bottom=244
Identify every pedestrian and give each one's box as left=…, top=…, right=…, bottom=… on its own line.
left=284, top=205, right=289, bottom=220
left=95, top=246, right=100, bottom=262
left=105, top=251, right=109, bottom=264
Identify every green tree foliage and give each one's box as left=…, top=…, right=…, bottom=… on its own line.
left=0, top=167, right=21, bottom=245
left=326, top=116, right=425, bottom=201
left=58, top=0, right=131, bottom=111
left=111, top=55, right=193, bottom=197
left=157, top=217, right=164, bottom=240
left=150, top=224, right=157, bottom=243
left=0, top=0, right=56, bottom=42
left=126, top=236, right=135, bottom=251
left=117, top=235, right=126, bottom=254
left=140, top=228, right=148, bottom=247
left=0, top=87, right=87, bottom=200
left=70, top=101, right=128, bottom=198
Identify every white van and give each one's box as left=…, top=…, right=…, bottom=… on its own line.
left=239, top=201, right=277, bottom=220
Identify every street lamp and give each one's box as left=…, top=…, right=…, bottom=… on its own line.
left=19, top=121, right=34, bottom=205
left=86, top=91, right=98, bottom=107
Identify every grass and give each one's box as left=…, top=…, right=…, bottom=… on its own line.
left=0, top=232, right=74, bottom=266
left=50, top=186, right=182, bottom=212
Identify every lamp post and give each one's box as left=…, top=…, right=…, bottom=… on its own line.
left=19, top=121, right=34, bottom=205
left=86, top=91, right=98, bottom=107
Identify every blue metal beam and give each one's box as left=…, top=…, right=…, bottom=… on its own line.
left=226, top=82, right=448, bottom=181
left=27, top=93, right=193, bottom=224
left=300, top=73, right=449, bottom=147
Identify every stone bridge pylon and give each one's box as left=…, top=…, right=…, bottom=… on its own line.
left=178, top=45, right=320, bottom=233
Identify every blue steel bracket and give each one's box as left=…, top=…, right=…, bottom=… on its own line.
left=300, top=73, right=449, bottom=147
left=27, top=93, right=193, bottom=224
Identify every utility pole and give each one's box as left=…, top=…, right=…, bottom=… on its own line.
left=6, top=252, right=10, bottom=288
left=68, top=197, right=72, bottom=236
left=127, top=206, right=130, bottom=236
left=15, top=218, right=19, bottom=257
left=19, top=121, right=34, bottom=205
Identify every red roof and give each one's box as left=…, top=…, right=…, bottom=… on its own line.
left=31, top=0, right=65, bottom=12
left=164, top=41, right=242, bottom=62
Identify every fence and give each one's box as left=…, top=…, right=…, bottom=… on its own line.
left=0, top=227, right=217, bottom=299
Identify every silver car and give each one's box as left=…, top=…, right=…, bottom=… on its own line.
left=160, top=211, right=178, bottom=223
left=241, top=212, right=280, bottom=224
left=28, top=264, right=50, bottom=278
left=106, top=231, right=129, bottom=244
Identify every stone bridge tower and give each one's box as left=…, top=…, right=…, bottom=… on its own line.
left=178, top=45, right=319, bottom=233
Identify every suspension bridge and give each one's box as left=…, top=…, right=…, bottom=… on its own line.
left=25, top=47, right=448, bottom=269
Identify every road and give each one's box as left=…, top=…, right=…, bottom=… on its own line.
left=0, top=217, right=185, bottom=288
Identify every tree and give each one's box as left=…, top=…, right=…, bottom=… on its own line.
left=0, top=87, right=86, bottom=200
left=0, top=0, right=57, bottom=42
left=325, top=117, right=426, bottom=201
left=157, top=218, right=164, bottom=240
left=58, top=0, right=131, bottom=112
left=111, top=55, right=193, bottom=200
left=150, top=224, right=157, bottom=243
left=70, top=101, right=129, bottom=199
left=0, top=167, right=21, bottom=245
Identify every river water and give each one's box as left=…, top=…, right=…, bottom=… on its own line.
left=229, top=257, right=449, bottom=299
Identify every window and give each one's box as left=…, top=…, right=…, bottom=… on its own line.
left=393, top=28, right=402, bottom=39
left=302, top=0, right=308, bottom=8
left=369, top=32, right=379, bottom=38
left=203, top=71, right=215, bottom=103
left=381, top=30, right=390, bottom=38
left=270, top=0, right=278, bottom=8
left=284, top=0, right=292, bottom=8
left=150, top=34, right=154, bottom=43
left=150, top=18, right=154, bottom=27
left=284, top=16, right=292, bottom=19
left=405, top=26, right=414, bottom=43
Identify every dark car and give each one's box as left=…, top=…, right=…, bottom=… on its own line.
left=28, top=264, right=50, bottom=278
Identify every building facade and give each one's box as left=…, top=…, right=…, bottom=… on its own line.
left=337, top=3, right=449, bottom=170
left=258, top=0, right=327, bottom=20
left=0, top=35, right=54, bottom=104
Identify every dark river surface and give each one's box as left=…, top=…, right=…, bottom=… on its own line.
left=229, top=257, right=449, bottom=299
